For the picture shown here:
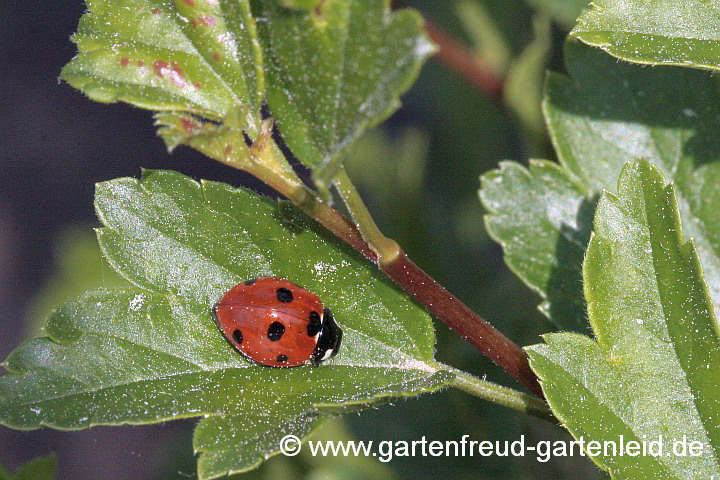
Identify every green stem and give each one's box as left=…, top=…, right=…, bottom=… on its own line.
left=332, top=166, right=402, bottom=266
left=434, top=362, right=553, bottom=422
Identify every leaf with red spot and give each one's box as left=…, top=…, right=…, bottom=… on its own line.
left=61, top=0, right=264, bottom=138
left=61, top=0, right=434, bottom=184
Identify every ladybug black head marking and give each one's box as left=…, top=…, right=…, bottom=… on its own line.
left=311, top=307, right=342, bottom=366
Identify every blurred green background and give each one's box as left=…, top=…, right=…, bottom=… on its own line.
left=0, top=0, right=606, bottom=478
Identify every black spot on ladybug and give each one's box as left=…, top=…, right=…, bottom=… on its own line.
left=276, top=287, right=293, bottom=303
left=267, top=321, right=285, bottom=341
left=308, top=311, right=322, bottom=336
left=276, top=354, right=288, bottom=363
left=244, top=278, right=257, bottom=285
left=232, top=329, right=243, bottom=344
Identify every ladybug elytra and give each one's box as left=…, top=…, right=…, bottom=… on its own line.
left=212, top=277, right=343, bottom=367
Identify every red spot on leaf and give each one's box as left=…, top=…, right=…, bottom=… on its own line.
left=136, top=60, right=145, bottom=67
left=193, top=81, right=202, bottom=89
left=192, top=16, right=217, bottom=27
left=150, top=7, right=161, bottom=14
left=212, top=52, right=221, bottom=62
left=154, top=60, right=169, bottom=77
left=181, top=118, right=196, bottom=133
left=120, top=57, right=130, bottom=67
left=182, top=0, right=195, bottom=6
left=154, top=60, right=187, bottom=88
left=170, top=62, right=187, bottom=88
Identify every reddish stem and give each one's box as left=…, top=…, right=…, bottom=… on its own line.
left=262, top=4, right=536, bottom=397
left=391, top=1, right=505, bottom=98
left=304, top=194, right=542, bottom=396
left=319, top=206, right=378, bottom=262
left=383, top=255, right=542, bottom=396
left=423, top=22, right=505, bottom=98
left=256, top=172, right=379, bottom=262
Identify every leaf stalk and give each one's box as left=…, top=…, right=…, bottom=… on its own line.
left=332, top=167, right=403, bottom=266
left=435, top=362, right=553, bottom=421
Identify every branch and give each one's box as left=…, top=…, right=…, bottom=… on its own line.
left=392, top=1, right=505, bottom=98
left=435, top=362, right=553, bottom=421
left=331, top=168, right=542, bottom=397
left=423, top=21, right=505, bottom=98
left=306, top=194, right=542, bottom=396
left=383, top=255, right=541, bottom=396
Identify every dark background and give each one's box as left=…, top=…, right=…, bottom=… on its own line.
left=0, top=1, right=603, bottom=478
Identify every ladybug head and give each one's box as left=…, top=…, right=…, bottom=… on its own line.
left=311, top=307, right=343, bottom=366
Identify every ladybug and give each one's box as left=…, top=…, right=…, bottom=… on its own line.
left=212, top=277, right=343, bottom=367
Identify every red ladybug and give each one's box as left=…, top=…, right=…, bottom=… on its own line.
left=212, top=277, right=343, bottom=367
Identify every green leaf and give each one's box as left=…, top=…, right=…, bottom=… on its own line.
left=572, top=0, right=720, bottom=71
left=62, top=0, right=434, bottom=182
left=194, top=413, right=327, bottom=477
left=194, top=370, right=450, bottom=479
left=0, top=455, right=56, bottom=480
left=480, top=160, right=593, bottom=332
left=61, top=0, right=265, bottom=159
left=454, top=1, right=511, bottom=74
left=547, top=39, right=720, bottom=322
left=481, top=40, right=720, bottom=330
left=257, top=0, right=436, bottom=183
left=0, top=170, right=451, bottom=479
left=527, top=159, right=720, bottom=479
